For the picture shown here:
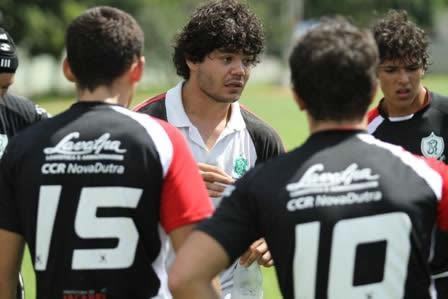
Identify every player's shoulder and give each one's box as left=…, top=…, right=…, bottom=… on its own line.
left=2, top=93, right=33, bottom=108
left=133, top=93, right=167, bottom=120
left=429, top=91, right=448, bottom=114
left=112, top=106, right=183, bottom=148
left=239, top=104, right=283, bottom=143
left=356, top=133, right=447, bottom=178
left=1, top=93, right=49, bottom=120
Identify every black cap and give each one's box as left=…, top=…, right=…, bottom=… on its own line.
left=0, top=27, right=18, bottom=73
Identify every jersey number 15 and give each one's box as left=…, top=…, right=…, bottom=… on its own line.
left=35, top=185, right=142, bottom=271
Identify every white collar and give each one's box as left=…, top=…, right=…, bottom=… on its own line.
left=388, top=114, right=414, bottom=122
left=165, top=81, right=246, bottom=131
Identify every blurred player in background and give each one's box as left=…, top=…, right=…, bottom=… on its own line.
left=368, top=10, right=448, bottom=296
left=0, top=26, right=50, bottom=299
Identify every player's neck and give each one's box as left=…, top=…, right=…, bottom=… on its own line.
left=181, top=80, right=231, bottom=127
left=308, top=115, right=367, bottom=134
left=181, top=80, right=232, bottom=149
left=77, top=83, right=132, bottom=107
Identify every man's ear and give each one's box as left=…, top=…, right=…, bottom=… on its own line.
left=292, top=88, right=306, bottom=111
left=186, top=58, right=198, bottom=72
left=129, top=56, right=145, bottom=83
left=62, top=58, right=76, bottom=82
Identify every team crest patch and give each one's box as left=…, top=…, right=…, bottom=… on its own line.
left=421, top=132, right=445, bottom=160
left=0, top=134, right=8, bottom=159
left=232, top=155, right=249, bottom=179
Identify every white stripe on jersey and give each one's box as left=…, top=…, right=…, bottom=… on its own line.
left=111, top=106, right=173, bottom=177
left=367, top=114, right=384, bottom=134
left=357, top=133, right=443, bottom=200
left=432, top=271, right=448, bottom=279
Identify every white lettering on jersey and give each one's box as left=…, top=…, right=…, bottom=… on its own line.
left=41, top=162, right=125, bottom=175
left=0, top=34, right=8, bottom=40
left=286, top=163, right=380, bottom=197
left=286, top=163, right=381, bottom=211
left=44, top=132, right=126, bottom=161
left=287, top=191, right=383, bottom=211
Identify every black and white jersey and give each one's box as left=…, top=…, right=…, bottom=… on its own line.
left=0, top=92, right=49, bottom=158
left=368, top=90, right=448, bottom=162
left=0, top=101, right=213, bottom=299
left=199, top=130, right=448, bottom=299
left=368, top=90, right=448, bottom=296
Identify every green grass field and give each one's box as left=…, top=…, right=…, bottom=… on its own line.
left=21, top=74, right=448, bottom=298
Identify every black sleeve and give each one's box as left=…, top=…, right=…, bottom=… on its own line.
left=22, top=95, right=50, bottom=122
left=240, top=108, right=285, bottom=164
left=135, top=98, right=168, bottom=121
left=197, top=167, right=262, bottom=263
left=4, top=93, right=50, bottom=125
left=0, top=141, right=21, bottom=234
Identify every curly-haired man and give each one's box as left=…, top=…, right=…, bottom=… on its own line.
left=134, top=0, right=284, bottom=297
left=368, top=10, right=448, bottom=297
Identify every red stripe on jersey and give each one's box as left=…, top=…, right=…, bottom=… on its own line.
left=423, top=158, right=448, bottom=231
left=367, top=107, right=380, bottom=123
left=133, top=93, right=166, bottom=112
left=156, top=119, right=213, bottom=233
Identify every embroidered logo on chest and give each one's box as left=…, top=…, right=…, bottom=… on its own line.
left=232, top=155, right=249, bottom=179
left=421, top=132, right=445, bottom=160
left=0, top=134, right=8, bottom=159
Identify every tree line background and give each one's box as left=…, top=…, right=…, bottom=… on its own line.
left=1, top=0, right=446, bottom=63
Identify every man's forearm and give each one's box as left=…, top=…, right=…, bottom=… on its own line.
left=171, top=280, right=220, bottom=299
left=0, top=278, right=17, bottom=299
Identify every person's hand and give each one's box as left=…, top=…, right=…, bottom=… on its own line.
left=198, top=163, right=235, bottom=198
left=239, top=238, right=274, bottom=268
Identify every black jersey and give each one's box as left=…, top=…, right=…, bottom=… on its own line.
left=0, top=101, right=213, bottom=299
left=0, top=93, right=49, bottom=158
left=368, top=90, right=448, bottom=162
left=368, top=90, right=448, bottom=297
left=199, top=130, right=448, bottom=299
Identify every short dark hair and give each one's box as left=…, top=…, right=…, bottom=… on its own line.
left=289, top=18, right=378, bottom=122
left=66, top=6, right=144, bottom=91
left=173, top=0, right=264, bottom=80
left=372, top=10, right=429, bottom=70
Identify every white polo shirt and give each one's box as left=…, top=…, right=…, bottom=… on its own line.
left=134, top=81, right=284, bottom=297
left=164, top=82, right=258, bottom=186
